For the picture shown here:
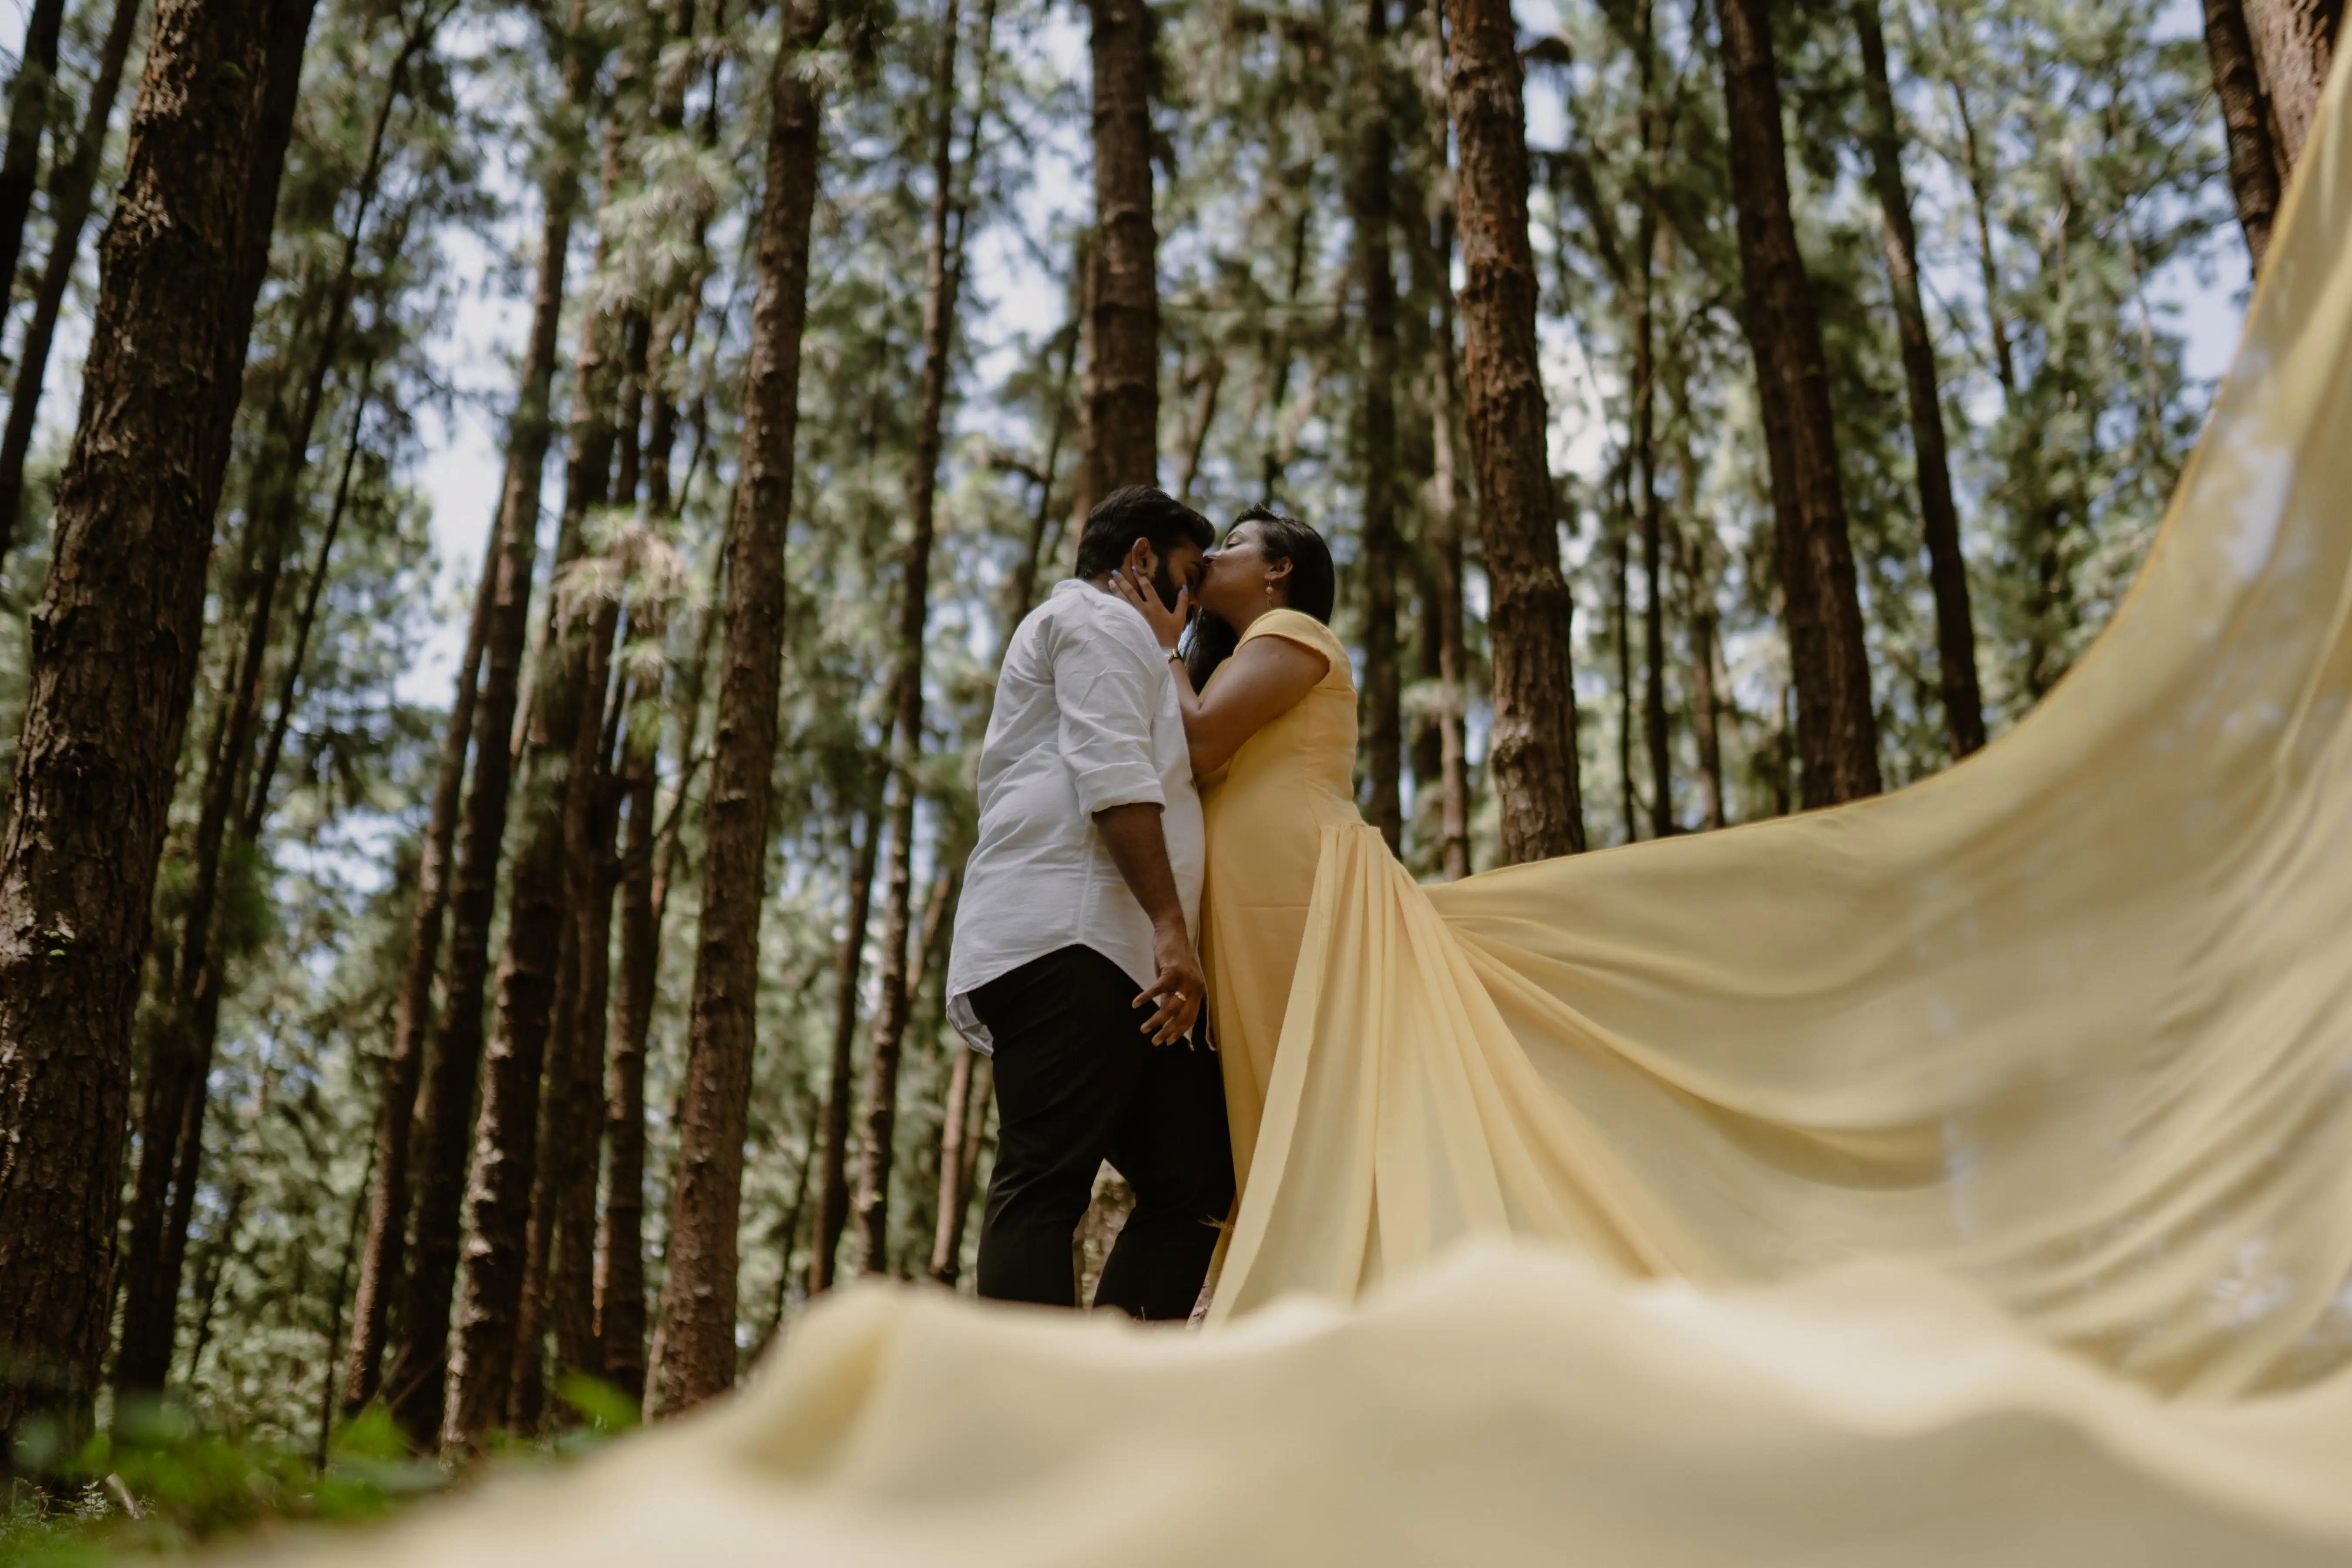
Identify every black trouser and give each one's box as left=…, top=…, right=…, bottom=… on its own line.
left=970, top=944, right=1233, bottom=1320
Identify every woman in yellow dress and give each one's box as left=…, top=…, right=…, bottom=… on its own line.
left=1114, top=505, right=1351, bottom=1195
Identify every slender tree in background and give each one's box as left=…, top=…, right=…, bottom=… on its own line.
left=2204, top=0, right=2286, bottom=272
left=1082, top=0, right=1159, bottom=493
left=445, top=132, right=622, bottom=1445
left=813, top=799, right=880, bottom=1289
left=0, top=0, right=314, bottom=1440
left=0, top=0, right=144, bottom=551
left=1355, top=0, right=1403, bottom=851
left=1420, top=0, right=1473, bottom=881
left=115, top=6, right=435, bottom=1400
left=0, top=0, right=67, bottom=313
left=1445, top=0, right=1583, bottom=863
left=1717, top=0, right=1880, bottom=807
left=1631, top=2, right=1670, bottom=838
left=385, top=15, right=595, bottom=1441
left=340, top=490, right=494, bottom=1417
left=1852, top=0, right=1983, bottom=759
left=856, top=0, right=979, bottom=1276
left=2247, top=0, right=2339, bottom=170
left=648, top=0, right=829, bottom=1414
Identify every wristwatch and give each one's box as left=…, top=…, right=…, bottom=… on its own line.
left=1165, top=647, right=1183, bottom=663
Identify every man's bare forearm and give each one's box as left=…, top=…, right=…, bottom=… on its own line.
left=1095, top=802, right=1186, bottom=932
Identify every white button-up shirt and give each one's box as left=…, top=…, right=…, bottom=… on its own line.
left=946, top=578, right=1204, bottom=1052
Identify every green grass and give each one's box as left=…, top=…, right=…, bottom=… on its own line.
left=1, top=1377, right=638, bottom=1565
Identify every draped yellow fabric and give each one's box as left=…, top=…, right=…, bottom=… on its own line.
left=288, top=46, right=2352, bottom=1568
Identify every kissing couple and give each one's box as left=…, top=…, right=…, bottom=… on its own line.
left=943, top=483, right=1367, bottom=1316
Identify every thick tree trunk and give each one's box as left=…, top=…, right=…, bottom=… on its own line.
left=813, top=801, right=880, bottom=1290
left=114, top=26, right=424, bottom=1398
left=0, top=0, right=67, bottom=315
left=855, top=0, right=974, bottom=1279
left=645, top=9, right=825, bottom=1415
left=2205, top=0, right=2288, bottom=274
left=0, top=0, right=314, bottom=1442
left=1355, top=0, right=1402, bottom=852
left=1445, top=0, right=1583, bottom=863
left=1717, top=0, right=1880, bottom=808
left=2248, top=0, right=2340, bottom=171
left=343, top=467, right=494, bottom=1417
left=1853, top=0, right=1984, bottom=758
left=1082, top=0, right=1158, bottom=494
left=0, top=0, right=143, bottom=551
left=383, top=150, right=581, bottom=1450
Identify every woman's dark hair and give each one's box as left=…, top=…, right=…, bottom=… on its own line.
left=1183, top=506, right=1337, bottom=690
left=1073, top=485, right=1214, bottom=580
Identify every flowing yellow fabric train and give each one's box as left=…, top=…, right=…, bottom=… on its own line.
left=283, top=42, right=2352, bottom=1568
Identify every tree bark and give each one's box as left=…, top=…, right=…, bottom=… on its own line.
left=2247, top=0, right=2340, bottom=171
left=1717, top=0, right=1880, bottom=808
left=116, top=22, right=424, bottom=1398
left=811, top=799, right=880, bottom=1289
left=0, top=0, right=67, bottom=316
left=1445, top=0, right=1583, bottom=863
left=383, top=138, right=583, bottom=1450
left=0, top=0, right=143, bottom=552
left=1082, top=0, right=1158, bottom=494
left=595, top=670, right=660, bottom=1406
left=343, top=469, right=494, bottom=1417
left=2205, top=0, right=2287, bottom=274
left=1632, top=26, right=1670, bottom=839
left=646, top=6, right=826, bottom=1415
left=1426, top=197, right=1472, bottom=881
left=0, top=0, right=314, bottom=1442
left=1853, top=0, right=1984, bottom=758
left=855, top=0, right=977, bottom=1280
left=1355, top=0, right=1402, bottom=853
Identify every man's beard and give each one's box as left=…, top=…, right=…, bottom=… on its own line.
left=1151, top=558, right=1184, bottom=611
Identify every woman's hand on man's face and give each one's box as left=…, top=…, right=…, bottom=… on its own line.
left=1109, top=563, right=1191, bottom=650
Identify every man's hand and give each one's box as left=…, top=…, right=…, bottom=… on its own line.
left=1094, top=801, right=1204, bottom=1046
left=1134, top=917, right=1206, bottom=1046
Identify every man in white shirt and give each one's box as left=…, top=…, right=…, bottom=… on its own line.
left=945, top=487, right=1233, bottom=1319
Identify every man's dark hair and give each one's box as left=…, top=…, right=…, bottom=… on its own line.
left=1073, top=486, right=1213, bottom=580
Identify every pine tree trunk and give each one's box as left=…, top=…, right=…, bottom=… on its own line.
left=1613, top=496, right=1636, bottom=842
left=855, top=0, right=973, bottom=1280
left=448, top=336, right=618, bottom=1450
left=1853, top=0, right=1985, bottom=758
left=1717, top=0, right=1880, bottom=808
left=0, top=0, right=143, bottom=551
left=812, top=802, right=878, bottom=1291
left=595, top=678, right=660, bottom=1406
left=646, top=9, right=826, bottom=1416
left=343, top=460, right=494, bottom=1417
left=1082, top=0, right=1158, bottom=494
left=0, top=0, right=314, bottom=1442
left=1355, top=0, right=1402, bottom=852
left=115, top=30, right=418, bottom=1400
left=1630, top=3, right=1670, bottom=840
left=1428, top=209, right=1472, bottom=883
left=2205, top=0, right=2287, bottom=273
left=1446, top=0, right=1583, bottom=863
left=2247, top=0, right=2339, bottom=171
left=0, top=0, right=67, bottom=316
left=384, top=144, right=582, bottom=1450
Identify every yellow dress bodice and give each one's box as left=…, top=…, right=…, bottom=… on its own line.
left=1197, top=608, right=1360, bottom=1191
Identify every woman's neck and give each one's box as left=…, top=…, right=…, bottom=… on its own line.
left=1225, top=599, right=1283, bottom=638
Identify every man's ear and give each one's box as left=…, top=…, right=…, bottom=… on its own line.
left=1126, top=537, right=1159, bottom=578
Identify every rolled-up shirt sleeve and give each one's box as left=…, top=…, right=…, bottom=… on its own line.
left=1047, top=615, right=1168, bottom=817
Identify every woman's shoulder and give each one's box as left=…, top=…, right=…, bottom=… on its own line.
left=1239, top=608, right=1347, bottom=666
